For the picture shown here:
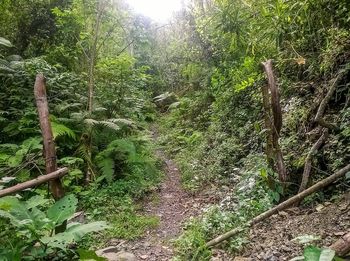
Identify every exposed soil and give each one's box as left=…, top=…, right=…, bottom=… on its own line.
left=240, top=192, right=350, bottom=260
left=104, top=129, right=210, bottom=260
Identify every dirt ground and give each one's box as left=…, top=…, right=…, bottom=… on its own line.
left=240, top=192, right=350, bottom=260
left=103, top=130, right=212, bottom=260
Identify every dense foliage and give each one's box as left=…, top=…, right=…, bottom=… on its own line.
left=152, top=0, right=350, bottom=259
left=0, top=0, right=349, bottom=260
left=0, top=0, right=162, bottom=259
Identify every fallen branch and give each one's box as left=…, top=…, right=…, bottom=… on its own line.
left=0, top=168, right=68, bottom=198
left=298, top=128, right=328, bottom=193
left=206, top=164, right=350, bottom=247
left=330, top=232, right=350, bottom=257
left=314, top=69, right=348, bottom=126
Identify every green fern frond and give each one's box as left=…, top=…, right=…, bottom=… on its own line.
left=96, top=157, right=114, bottom=183
left=108, top=118, right=135, bottom=128
left=71, top=112, right=89, bottom=121
left=107, top=139, right=136, bottom=160
left=93, top=107, right=108, bottom=113
left=83, top=118, right=98, bottom=126
left=0, top=59, right=14, bottom=72
left=55, top=103, right=83, bottom=114
left=51, top=121, right=76, bottom=140
left=84, top=119, right=121, bottom=132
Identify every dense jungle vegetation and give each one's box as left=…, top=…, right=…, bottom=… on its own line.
left=0, top=0, right=349, bottom=260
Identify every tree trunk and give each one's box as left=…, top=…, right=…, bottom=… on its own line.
left=85, top=1, right=106, bottom=183
left=262, top=60, right=282, bottom=134
left=314, top=69, right=348, bottom=124
left=206, top=164, right=350, bottom=247
left=0, top=168, right=68, bottom=198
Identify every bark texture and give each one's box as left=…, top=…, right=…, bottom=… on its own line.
left=330, top=232, right=350, bottom=257
left=34, top=74, right=65, bottom=200
left=261, top=59, right=287, bottom=183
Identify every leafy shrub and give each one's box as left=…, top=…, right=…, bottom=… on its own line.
left=0, top=194, right=108, bottom=260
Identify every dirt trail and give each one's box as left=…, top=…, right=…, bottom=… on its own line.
left=118, top=129, right=200, bottom=260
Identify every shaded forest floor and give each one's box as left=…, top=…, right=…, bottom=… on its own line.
left=120, top=130, right=197, bottom=260
left=241, top=192, right=350, bottom=260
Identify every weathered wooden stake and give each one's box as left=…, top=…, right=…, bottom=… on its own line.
left=34, top=74, right=65, bottom=200
left=261, top=60, right=287, bottom=183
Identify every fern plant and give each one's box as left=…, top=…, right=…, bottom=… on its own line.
left=95, top=139, right=137, bottom=183
left=94, top=137, right=159, bottom=185
left=0, top=194, right=109, bottom=260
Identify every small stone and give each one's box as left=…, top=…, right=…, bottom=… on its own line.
left=339, top=203, right=349, bottom=211
left=96, top=246, right=119, bottom=255
left=334, top=231, right=345, bottom=236
left=316, top=204, right=324, bottom=212
left=96, top=249, right=136, bottom=261
left=140, top=255, right=149, bottom=259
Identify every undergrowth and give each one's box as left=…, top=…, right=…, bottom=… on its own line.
left=80, top=132, right=163, bottom=248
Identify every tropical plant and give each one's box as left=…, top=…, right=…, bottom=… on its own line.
left=0, top=194, right=108, bottom=260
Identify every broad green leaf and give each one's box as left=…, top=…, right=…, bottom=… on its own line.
left=77, top=249, right=107, bottom=260
left=41, top=222, right=109, bottom=250
left=319, top=248, right=335, bottom=261
left=0, top=177, right=16, bottom=183
left=345, top=172, right=350, bottom=180
left=0, top=37, right=13, bottom=47
left=40, top=232, right=74, bottom=250
left=304, top=246, right=321, bottom=261
left=0, top=197, right=46, bottom=230
left=65, top=221, right=110, bottom=241
left=47, top=194, right=78, bottom=226
left=25, top=195, right=49, bottom=209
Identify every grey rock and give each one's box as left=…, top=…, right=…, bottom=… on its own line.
left=96, top=248, right=137, bottom=261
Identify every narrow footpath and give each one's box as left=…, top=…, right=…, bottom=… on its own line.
left=108, top=129, right=204, bottom=260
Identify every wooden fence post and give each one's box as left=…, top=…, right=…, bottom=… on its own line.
left=35, top=74, right=66, bottom=232
left=34, top=74, right=65, bottom=200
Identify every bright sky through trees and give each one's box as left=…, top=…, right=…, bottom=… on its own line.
left=126, top=0, right=183, bottom=22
